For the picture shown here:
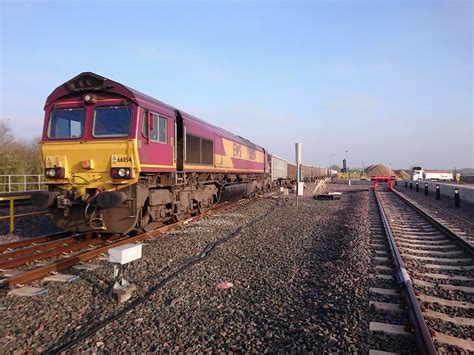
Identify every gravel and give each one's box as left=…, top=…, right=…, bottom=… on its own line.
left=0, top=183, right=377, bottom=353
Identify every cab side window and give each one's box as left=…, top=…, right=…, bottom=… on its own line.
left=142, top=110, right=148, bottom=138
left=158, top=116, right=167, bottom=143
left=142, top=110, right=167, bottom=143
left=150, top=114, right=159, bottom=141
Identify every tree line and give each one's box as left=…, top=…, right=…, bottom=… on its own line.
left=0, top=120, right=42, bottom=176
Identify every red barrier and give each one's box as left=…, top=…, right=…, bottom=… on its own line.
left=371, top=175, right=397, bottom=190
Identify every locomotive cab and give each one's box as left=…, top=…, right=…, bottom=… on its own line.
left=35, top=73, right=143, bottom=234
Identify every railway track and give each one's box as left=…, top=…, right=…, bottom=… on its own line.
left=395, top=187, right=474, bottom=242
left=373, top=186, right=473, bottom=354
left=0, top=199, right=249, bottom=289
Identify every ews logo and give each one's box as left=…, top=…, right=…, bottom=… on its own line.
left=232, top=143, right=242, bottom=158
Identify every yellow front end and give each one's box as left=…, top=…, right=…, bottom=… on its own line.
left=42, top=139, right=140, bottom=192
left=39, top=139, right=142, bottom=234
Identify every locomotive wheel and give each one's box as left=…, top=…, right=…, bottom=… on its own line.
left=143, top=221, right=158, bottom=232
left=190, top=200, right=200, bottom=216
left=173, top=213, right=190, bottom=223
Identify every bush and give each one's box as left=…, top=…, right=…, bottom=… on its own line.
left=0, top=120, right=42, bottom=176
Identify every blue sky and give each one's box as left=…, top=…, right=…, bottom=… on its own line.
left=1, top=0, right=472, bottom=169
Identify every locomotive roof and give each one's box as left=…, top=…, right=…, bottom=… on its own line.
left=46, top=72, right=265, bottom=151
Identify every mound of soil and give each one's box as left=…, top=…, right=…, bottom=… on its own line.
left=366, top=164, right=395, bottom=177
left=396, top=170, right=411, bottom=180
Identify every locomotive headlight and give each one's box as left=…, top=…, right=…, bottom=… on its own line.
left=83, top=93, right=97, bottom=104
left=118, top=168, right=128, bottom=177
left=46, top=169, right=56, bottom=177
left=110, top=167, right=132, bottom=179
left=45, top=167, right=65, bottom=179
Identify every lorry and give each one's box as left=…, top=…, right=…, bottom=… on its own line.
left=411, top=167, right=454, bottom=181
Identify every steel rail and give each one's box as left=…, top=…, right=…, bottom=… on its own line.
left=373, top=188, right=437, bottom=355
left=392, top=188, right=473, bottom=253
left=0, top=236, right=79, bottom=261
left=0, top=235, right=122, bottom=270
left=4, top=200, right=244, bottom=288
left=0, top=231, right=71, bottom=252
left=0, top=234, right=88, bottom=261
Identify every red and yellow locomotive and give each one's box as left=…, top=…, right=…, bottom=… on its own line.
left=33, top=72, right=271, bottom=234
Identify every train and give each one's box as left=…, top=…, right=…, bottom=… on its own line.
left=270, top=156, right=331, bottom=184
left=32, top=72, right=330, bottom=234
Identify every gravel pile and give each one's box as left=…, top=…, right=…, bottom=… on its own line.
left=0, top=184, right=376, bottom=353
left=366, top=164, right=394, bottom=177
left=396, top=170, right=411, bottom=180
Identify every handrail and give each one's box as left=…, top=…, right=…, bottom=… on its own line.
left=0, top=195, right=49, bottom=233
left=0, top=175, right=46, bottom=193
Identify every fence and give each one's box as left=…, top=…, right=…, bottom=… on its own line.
left=460, top=175, right=474, bottom=184
left=0, top=175, right=46, bottom=192
left=337, top=172, right=368, bottom=180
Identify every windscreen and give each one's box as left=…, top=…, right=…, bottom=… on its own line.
left=48, top=108, right=85, bottom=139
left=93, top=106, right=132, bottom=137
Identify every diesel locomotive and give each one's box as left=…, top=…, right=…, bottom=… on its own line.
left=33, top=72, right=329, bottom=234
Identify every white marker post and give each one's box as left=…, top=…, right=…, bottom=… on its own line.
left=295, top=143, right=302, bottom=206
left=108, top=243, right=142, bottom=303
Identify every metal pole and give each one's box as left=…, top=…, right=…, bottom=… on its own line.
left=295, top=143, right=302, bottom=207
left=345, top=150, right=348, bottom=172
left=8, top=175, right=11, bottom=193
left=330, top=154, right=335, bottom=179
left=10, top=199, right=14, bottom=233
left=345, top=150, right=350, bottom=184
left=24, top=175, right=27, bottom=192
